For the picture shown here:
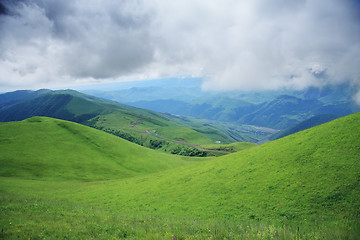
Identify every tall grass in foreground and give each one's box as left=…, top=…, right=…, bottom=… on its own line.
left=1, top=193, right=359, bottom=240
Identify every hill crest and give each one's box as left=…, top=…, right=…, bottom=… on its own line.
left=0, top=116, right=193, bottom=181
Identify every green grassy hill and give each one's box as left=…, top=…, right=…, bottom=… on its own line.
left=0, top=117, right=194, bottom=181
left=106, top=111, right=359, bottom=221
left=44, top=111, right=360, bottom=221
left=270, top=114, right=339, bottom=140
left=0, top=89, right=266, bottom=153
left=1, top=112, right=359, bottom=239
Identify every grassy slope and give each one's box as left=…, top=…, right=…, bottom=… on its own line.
left=0, top=117, right=194, bottom=181
left=90, top=112, right=219, bottom=145
left=0, top=90, right=238, bottom=146
left=47, top=112, right=359, bottom=221
left=1, top=113, right=359, bottom=238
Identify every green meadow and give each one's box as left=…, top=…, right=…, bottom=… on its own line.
left=0, top=117, right=195, bottom=181
left=1, top=89, right=275, bottom=156
left=1, top=113, right=360, bottom=239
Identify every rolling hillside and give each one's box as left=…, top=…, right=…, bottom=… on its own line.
left=47, top=111, right=360, bottom=221
left=0, top=117, right=194, bottom=181
left=1, top=112, right=359, bottom=239
left=0, top=89, right=270, bottom=154
left=0, top=89, right=52, bottom=110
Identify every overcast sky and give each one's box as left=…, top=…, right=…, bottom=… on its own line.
left=1, top=0, right=360, bottom=94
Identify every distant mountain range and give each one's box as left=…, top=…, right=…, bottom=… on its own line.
left=0, top=89, right=278, bottom=155
left=82, top=81, right=359, bottom=130
left=1, top=83, right=359, bottom=147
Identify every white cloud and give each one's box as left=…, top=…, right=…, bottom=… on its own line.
left=0, top=0, right=359, bottom=93
left=0, top=0, right=156, bottom=90
left=152, top=0, right=360, bottom=91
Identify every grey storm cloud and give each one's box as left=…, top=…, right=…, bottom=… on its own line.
left=0, top=0, right=360, bottom=94
left=0, top=0, right=155, bottom=89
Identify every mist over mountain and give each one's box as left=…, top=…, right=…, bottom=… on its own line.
left=82, top=80, right=359, bottom=130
